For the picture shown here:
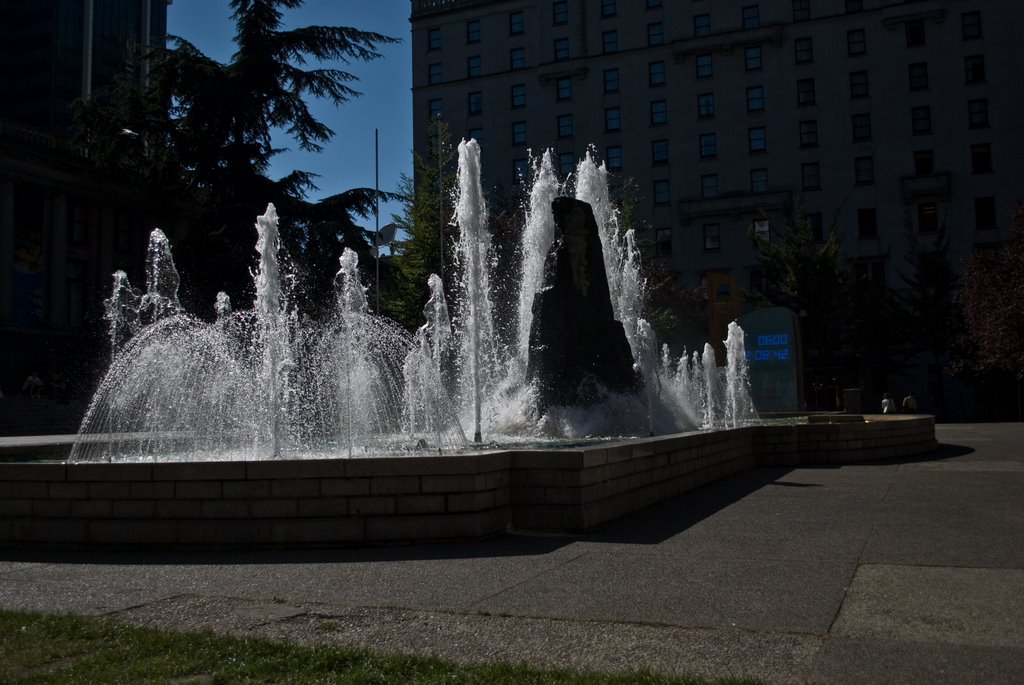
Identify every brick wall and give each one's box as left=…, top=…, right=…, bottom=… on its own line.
left=0, top=415, right=936, bottom=548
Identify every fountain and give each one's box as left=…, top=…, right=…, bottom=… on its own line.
left=69, top=141, right=757, bottom=463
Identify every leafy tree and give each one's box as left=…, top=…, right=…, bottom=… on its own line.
left=386, top=119, right=459, bottom=330
left=961, top=204, right=1024, bottom=383
left=748, top=203, right=849, bottom=371
left=891, top=220, right=961, bottom=416
left=73, top=0, right=399, bottom=313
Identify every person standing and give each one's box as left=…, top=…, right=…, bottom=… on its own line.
left=882, top=392, right=895, bottom=414
left=902, top=391, right=917, bottom=413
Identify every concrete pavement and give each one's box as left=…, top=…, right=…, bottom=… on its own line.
left=1, top=423, right=1022, bottom=683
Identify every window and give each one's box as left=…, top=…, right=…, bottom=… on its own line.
left=747, top=86, right=765, bottom=112
left=745, top=46, right=762, bottom=71
left=510, top=48, right=525, bottom=70
left=648, top=22, right=664, bottom=46
left=650, top=100, right=667, bottom=125
left=656, top=227, right=672, bottom=256
left=845, top=0, right=863, bottom=12
left=795, top=37, right=813, bottom=64
left=559, top=152, right=574, bottom=176
left=694, top=14, right=711, bottom=37
left=427, top=28, right=441, bottom=50
left=696, top=54, right=713, bottom=78
left=854, top=259, right=885, bottom=285
left=852, top=113, right=871, bottom=141
left=806, top=212, right=823, bottom=242
left=605, top=107, right=621, bottom=131
left=509, top=11, right=524, bottom=35
left=512, top=121, right=527, bottom=144
left=558, top=114, right=573, bottom=137
left=699, top=133, right=717, bottom=158
left=468, top=91, right=482, bottom=114
left=701, top=174, right=718, bottom=199
left=793, top=0, right=810, bottom=22
left=554, top=37, right=570, bottom=61
left=468, top=128, right=483, bottom=145
left=961, top=11, right=982, bottom=40
left=912, top=106, right=931, bottom=134
left=428, top=63, right=442, bottom=84
left=466, top=20, right=480, bottom=43
left=601, top=0, right=617, bottom=18
left=849, top=71, right=869, bottom=99
left=909, top=62, right=928, bottom=90
left=802, top=162, right=820, bottom=190
left=653, top=179, right=670, bottom=204
left=971, top=143, right=992, bottom=173
left=748, top=127, right=767, bottom=153
left=429, top=98, right=442, bottom=119
left=556, top=77, right=572, bottom=99
left=854, top=156, right=874, bottom=185
left=918, top=202, right=938, bottom=233
left=968, top=99, right=989, bottom=128
left=603, top=30, right=618, bottom=53
left=905, top=20, right=925, bottom=47
left=914, top=150, right=934, bottom=176
left=649, top=61, right=666, bottom=86
left=553, top=1, right=568, bottom=25
left=604, top=68, right=620, bottom=93
left=847, top=29, right=866, bottom=56
left=513, top=158, right=529, bottom=181
left=799, top=120, right=818, bottom=147
left=753, top=219, right=770, bottom=240
left=750, top=168, right=768, bottom=193
left=742, top=6, right=760, bottom=29
left=606, top=145, right=623, bottom=170
left=797, top=78, right=816, bottom=105
left=652, top=139, right=669, bottom=163
left=965, top=55, right=985, bottom=83
left=857, top=208, right=877, bottom=239
left=698, top=93, right=715, bottom=118
left=703, top=223, right=721, bottom=251
left=974, top=197, right=996, bottom=229
left=467, top=55, right=481, bottom=78
left=511, top=84, right=525, bottom=108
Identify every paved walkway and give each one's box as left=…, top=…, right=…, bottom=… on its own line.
left=1, top=423, right=1022, bottom=684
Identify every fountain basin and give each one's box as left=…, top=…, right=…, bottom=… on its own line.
left=0, top=415, right=935, bottom=548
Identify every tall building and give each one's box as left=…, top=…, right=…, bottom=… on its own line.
left=411, top=0, right=1024, bottom=417
left=0, top=0, right=171, bottom=401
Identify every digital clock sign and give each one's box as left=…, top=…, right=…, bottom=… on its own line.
left=747, top=334, right=791, bottom=363
left=737, top=308, right=803, bottom=412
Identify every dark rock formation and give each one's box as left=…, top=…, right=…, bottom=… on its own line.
left=527, top=197, right=640, bottom=412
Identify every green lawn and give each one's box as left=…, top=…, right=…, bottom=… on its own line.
left=0, top=609, right=764, bottom=684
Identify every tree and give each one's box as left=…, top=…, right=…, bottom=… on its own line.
left=749, top=203, right=849, bottom=372
left=73, top=0, right=399, bottom=313
left=891, top=220, right=961, bottom=416
left=385, top=119, right=459, bottom=330
left=960, top=204, right=1024, bottom=417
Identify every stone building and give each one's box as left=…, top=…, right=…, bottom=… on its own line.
left=410, top=0, right=1023, bottom=417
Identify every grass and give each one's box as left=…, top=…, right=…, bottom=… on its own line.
left=0, top=608, right=765, bottom=685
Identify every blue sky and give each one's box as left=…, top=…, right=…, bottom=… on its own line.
left=167, top=0, right=413, bottom=226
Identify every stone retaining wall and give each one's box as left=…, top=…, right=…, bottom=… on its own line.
left=0, top=415, right=935, bottom=548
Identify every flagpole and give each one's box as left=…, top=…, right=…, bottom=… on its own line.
left=375, top=127, right=380, bottom=313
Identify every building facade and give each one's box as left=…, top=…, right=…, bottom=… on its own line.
left=411, top=0, right=1023, bottom=416
left=0, top=0, right=170, bottom=400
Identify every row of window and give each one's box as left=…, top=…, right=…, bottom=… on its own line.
left=426, top=8, right=982, bottom=55
left=448, top=89, right=991, bottom=145
left=682, top=195, right=997, bottom=256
